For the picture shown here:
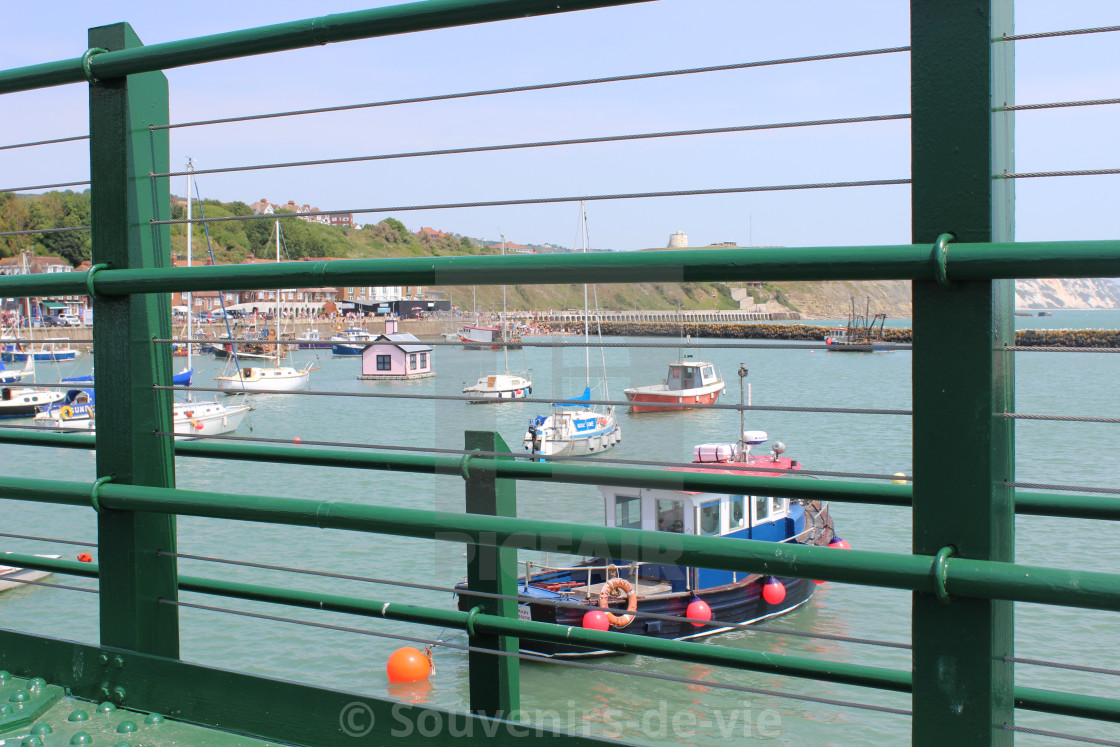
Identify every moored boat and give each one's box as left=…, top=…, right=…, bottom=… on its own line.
left=623, top=357, right=725, bottom=413
left=461, top=431, right=835, bottom=657
left=458, top=324, right=501, bottom=350
left=330, top=328, right=372, bottom=356
left=0, top=385, right=66, bottom=418
left=0, top=554, right=59, bottom=593
left=33, top=388, right=95, bottom=430
left=463, top=372, right=532, bottom=403
left=214, top=361, right=316, bottom=393
left=1, top=339, right=81, bottom=362
left=0, top=357, right=35, bottom=385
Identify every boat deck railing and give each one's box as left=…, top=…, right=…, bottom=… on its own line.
left=0, top=1, right=1118, bottom=745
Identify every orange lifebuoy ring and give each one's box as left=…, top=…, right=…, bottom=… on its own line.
left=59, top=405, right=74, bottom=420
left=598, top=577, right=638, bottom=627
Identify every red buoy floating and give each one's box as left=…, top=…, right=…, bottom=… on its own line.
left=685, top=598, right=712, bottom=628
left=582, top=609, right=610, bottom=631
left=77, top=553, right=93, bottom=563
left=386, top=647, right=431, bottom=683
left=828, top=535, right=851, bottom=550
left=761, top=576, right=787, bottom=605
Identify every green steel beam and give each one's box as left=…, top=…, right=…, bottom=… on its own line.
left=4, top=239, right=1120, bottom=300
left=88, top=22, right=180, bottom=659
left=910, top=1, right=1016, bottom=744
left=0, top=0, right=653, bottom=95
left=5, top=478, right=1118, bottom=611
left=463, top=431, right=520, bottom=717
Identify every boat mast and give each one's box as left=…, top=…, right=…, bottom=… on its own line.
left=185, top=158, right=194, bottom=403
left=738, top=363, right=748, bottom=459
left=581, top=202, right=590, bottom=389
left=500, top=234, right=510, bottom=375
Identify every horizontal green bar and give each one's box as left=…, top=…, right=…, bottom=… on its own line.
left=9, top=552, right=1118, bottom=723
left=0, top=0, right=652, bottom=95
left=1, top=433, right=1116, bottom=521
left=1, top=240, right=1118, bottom=300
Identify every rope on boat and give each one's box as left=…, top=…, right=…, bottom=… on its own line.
left=1003, top=724, right=1120, bottom=747
left=158, top=551, right=911, bottom=650
left=150, top=115, right=910, bottom=180
left=162, top=598, right=912, bottom=717
left=150, top=46, right=910, bottom=132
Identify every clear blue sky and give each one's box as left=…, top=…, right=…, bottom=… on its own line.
left=1, top=1, right=1116, bottom=251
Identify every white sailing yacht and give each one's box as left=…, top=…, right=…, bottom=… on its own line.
left=177, top=159, right=252, bottom=435
left=463, top=236, right=532, bottom=403
left=522, top=204, right=620, bottom=457
left=213, top=219, right=316, bottom=393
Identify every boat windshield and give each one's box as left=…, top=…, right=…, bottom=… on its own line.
left=656, top=499, right=684, bottom=533
left=614, top=495, right=642, bottom=529
left=699, top=500, right=721, bottom=536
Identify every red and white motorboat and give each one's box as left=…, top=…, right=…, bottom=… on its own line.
left=623, top=358, right=725, bottom=413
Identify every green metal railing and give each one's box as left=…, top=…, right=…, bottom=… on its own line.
left=0, top=1, right=1117, bottom=745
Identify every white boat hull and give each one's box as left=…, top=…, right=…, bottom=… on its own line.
left=173, top=401, right=252, bottom=438
left=463, top=374, right=532, bottom=403
left=523, top=407, right=621, bottom=457
left=215, top=366, right=311, bottom=393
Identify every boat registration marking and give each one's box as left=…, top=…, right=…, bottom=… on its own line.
left=517, top=604, right=532, bottom=622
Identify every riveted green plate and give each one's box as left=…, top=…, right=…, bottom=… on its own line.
left=0, top=671, right=64, bottom=733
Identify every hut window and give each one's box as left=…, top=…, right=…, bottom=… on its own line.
left=409, top=354, right=417, bottom=370
left=420, top=352, right=428, bottom=368
left=614, top=495, right=642, bottom=529
left=699, top=500, right=721, bottom=536
left=376, top=355, right=391, bottom=371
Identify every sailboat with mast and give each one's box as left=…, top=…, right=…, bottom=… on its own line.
left=214, top=218, right=316, bottom=393
left=523, top=204, right=620, bottom=457
left=462, top=236, right=532, bottom=403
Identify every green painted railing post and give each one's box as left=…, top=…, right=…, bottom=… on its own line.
left=463, top=431, right=520, bottom=718
left=88, top=22, right=179, bottom=659
left=910, top=1, right=1015, bottom=744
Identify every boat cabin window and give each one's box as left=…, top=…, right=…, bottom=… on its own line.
left=699, top=500, right=721, bottom=536
left=730, top=495, right=747, bottom=528
left=755, top=496, right=770, bottom=523
left=614, top=495, right=642, bottom=529
left=656, top=499, right=684, bottom=533
left=770, top=497, right=785, bottom=517
left=701, top=365, right=715, bottom=382
left=680, top=367, right=696, bottom=388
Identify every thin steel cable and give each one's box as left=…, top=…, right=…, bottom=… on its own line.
left=161, top=336, right=914, bottom=350
left=998, top=25, right=1120, bottom=42
left=0, top=225, right=91, bottom=237
left=0, top=577, right=98, bottom=594
left=151, top=179, right=912, bottom=226
left=1006, top=480, right=1120, bottom=496
left=0, top=531, right=94, bottom=548
left=152, top=47, right=910, bottom=131
left=1007, top=346, right=1120, bottom=353
left=151, top=428, right=908, bottom=481
left=1007, top=413, right=1120, bottom=424
left=152, top=114, right=911, bottom=179
left=0, top=180, right=92, bottom=194
left=998, top=97, right=1120, bottom=112
left=159, top=384, right=912, bottom=417
left=1003, top=724, right=1120, bottom=747
left=165, top=598, right=910, bottom=716
left=1006, top=656, right=1120, bottom=677
left=999, top=169, right=1120, bottom=179
left=0, top=134, right=89, bottom=151
left=160, top=550, right=910, bottom=650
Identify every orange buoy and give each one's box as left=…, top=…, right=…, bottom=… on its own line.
left=386, top=647, right=431, bottom=683
left=761, top=577, right=787, bottom=605
left=685, top=598, right=711, bottom=628
left=77, top=553, right=93, bottom=563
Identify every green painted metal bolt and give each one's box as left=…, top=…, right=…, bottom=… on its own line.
left=8, top=689, right=29, bottom=703
left=0, top=704, right=11, bottom=716
left=97, top=701, right=117, bottom=714
left=30, top=723, right=53, bottom=736
left=143, top=713, right=163, bottom=725
left=0, top=670, right=8, bottom=683
left=112, top=657, right=124, bottom=669
left=67, top=709, right=90, bottom=722
left=116, top=720, right=138, bottom=734
left=27, top=677, right=46, bottom=692
left=69, top=733, right=93, bottom=746
left=98, top=654, right=110, bottom=666
left=112, top=686, right=126, bottom=704
left=20, top=737, right=43, bottom=747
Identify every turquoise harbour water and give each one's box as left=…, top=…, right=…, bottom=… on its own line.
left=1, top=309, right=1118, bottom=745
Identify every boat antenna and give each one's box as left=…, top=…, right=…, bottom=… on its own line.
left=185, top=158, right=194, bottom=403
left=500, top=234, right=509, bottom=375
left=738, top=363, right=748, bottom=460
left=580, top=201, right=590, bottom=390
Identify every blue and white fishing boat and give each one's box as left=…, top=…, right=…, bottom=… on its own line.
left=0, top=385, right=65, bottom=418
left=330, top=328, right=372, bottom=356
left=0, top=357, right=34, bottom=385
left=33, top=388, right=95, bottom=430
left=61, top=367, right=192, bottom=388
left=465, top=429, right=836, bottom=658
left=523, top=386, right=620, bottom=457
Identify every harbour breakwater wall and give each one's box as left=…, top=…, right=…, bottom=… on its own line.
left=534, top=321, right=1120, bottom=348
